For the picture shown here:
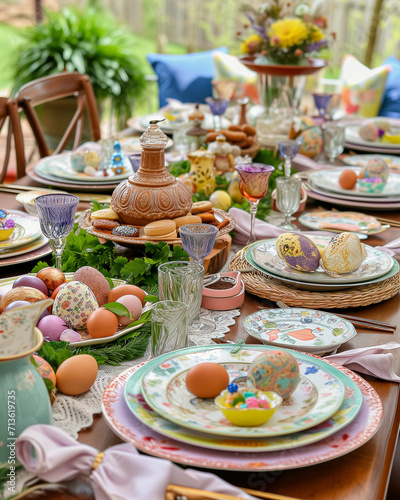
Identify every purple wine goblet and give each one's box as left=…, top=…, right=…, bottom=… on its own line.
left=179, top=224, right=219, bottom=332
left=205, top=97, right=230, bottom=131
left=35, top=194, right=79, bottom=271
left=277, top=139, right=302, bottom=177
left=312, top=93, right=333, bottom=119
left=235, top=163, right=275, bottom=245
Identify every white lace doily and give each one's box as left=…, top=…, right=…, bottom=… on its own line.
left=53, top=307, right=241, bottom=439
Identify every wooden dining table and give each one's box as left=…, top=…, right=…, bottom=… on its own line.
left=1, top=175, right=400, bottom=500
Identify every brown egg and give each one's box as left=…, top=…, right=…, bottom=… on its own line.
left=73, top=266, right=110, bottom=306
left=87, top=308, right=118, bottom=338
left=338, top=169, right=357, bottom=189
left=186, top=362, right=229, bottom=399
left=107, top=284, right=146, bottom=306
left=56, top=354, right=98, bottom=396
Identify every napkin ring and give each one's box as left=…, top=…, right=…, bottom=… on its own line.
left=92, top=451, right=104, bottom=470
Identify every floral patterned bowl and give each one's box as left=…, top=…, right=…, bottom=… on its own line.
left=215, top=389, right=282, bottom=427
left=357, top=178, right=386, bottom=193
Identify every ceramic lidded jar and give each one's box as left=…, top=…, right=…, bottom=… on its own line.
left=111, top=121, right=193, bottom=225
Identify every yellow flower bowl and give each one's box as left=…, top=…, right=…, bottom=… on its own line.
left=215, top=389, right=282, bottom=427
left=0, top=227, right=15, bottom=241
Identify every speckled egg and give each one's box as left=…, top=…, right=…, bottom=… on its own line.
left=53, top=281, right=99, bottom=330
left=276, top=233, right=321, bottom=272
left=362, top=157, right=389, bottom=182
left=321, top=232, right=367, bottom=274
left=248, top=350, right=300, bottom=399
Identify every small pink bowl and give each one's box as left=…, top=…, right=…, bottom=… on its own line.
left=202, top=273, right=245, bottom=311
left=203, top=271, right=242, bottom=298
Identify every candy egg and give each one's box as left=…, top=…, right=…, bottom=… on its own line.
left=276, top=233, right=320, bottom=272
left=115, top=295, right=142, bottom=326
left=56, top=354, right=98, bottom=396
left=321, top=232, right=367, bottom=274
left=53, top=281, right=98, bottom=330
left=248, top=350, right=299, bottom=399
left=186, top=362, right=230, bottom=399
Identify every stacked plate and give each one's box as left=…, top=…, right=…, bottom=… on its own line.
left=101, top=344, right=383, bottom=471
left=344, top=119, right=400, bottom=154
left=27, top=152, right=133, bottom=192
left=245, top=236, right=398, bottom=292
left=300, top=166, right=400, bottom=210
left=0, top=210, right=50, bottom=267
left=243, top=307, right=357, bottom=355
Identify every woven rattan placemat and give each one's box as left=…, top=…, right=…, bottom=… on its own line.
left=229, top=249, right=400, bottom=309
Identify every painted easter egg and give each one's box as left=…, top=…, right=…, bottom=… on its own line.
left=298, top=126, right=323, bottom=159
left=53, top=281, right=98, bottom=330
left=276, top=233, right=321, bottom=272
left=362, top=157, right=389, bottom=182
left=248, top=350, right=300, bottom=399
left=321, top=232, right=367, bottom=274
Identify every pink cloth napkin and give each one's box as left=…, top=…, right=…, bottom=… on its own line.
left=16, top=425, right=256, bottom=500
left=229, top=207, right=333, bottom=245
left=325, top=342, right=400, bottom=382
left=375, top=237, right=400, bottom=258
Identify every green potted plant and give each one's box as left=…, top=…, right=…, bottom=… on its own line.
left=10, top=5, right=147, bottom=133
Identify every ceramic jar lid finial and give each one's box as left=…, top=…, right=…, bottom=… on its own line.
left=140, top=120, right=169, bottom=149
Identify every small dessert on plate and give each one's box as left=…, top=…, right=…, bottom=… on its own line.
left=0, top=209, right=16, bottom=241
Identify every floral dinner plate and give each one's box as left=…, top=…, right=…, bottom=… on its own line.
left=244, top=253, right=399, bottom=292
left=310, top=167, right=400, bottom=198
left=342, top=154, right=400, bottom=173
left=243, top=308, right=357, bottom=353
left=345, top=124, right=400, bottom=152
left=103, top=345, right=381, bottom=471
left=123, top=346, right=362, bottom=452
left=248, top=236, right=394, bottom=285
left=140, top=346, right=345, bottom=438
left=298, top=211, right=381, bottom=234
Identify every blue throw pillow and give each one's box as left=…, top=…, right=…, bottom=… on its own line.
left=379, top=56, right=400, bottom=118
left=147, top=48, right=228, bottom=108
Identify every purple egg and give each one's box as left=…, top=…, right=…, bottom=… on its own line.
left=37, top=315, right=68, bottom=342
left=12, top=275, right=49, bottom=296
left=4, top=300, right=31, bottom=312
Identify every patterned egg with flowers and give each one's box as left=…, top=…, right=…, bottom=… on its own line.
left=53, top=281, right=98, bottom=330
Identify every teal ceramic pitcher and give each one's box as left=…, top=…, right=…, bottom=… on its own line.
left=0, top=299, right=53, bottom=465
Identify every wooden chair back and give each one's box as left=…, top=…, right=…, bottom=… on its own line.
left=15, top=72, right=101, bottom=158
left=0, top=97, right=25, bottom=183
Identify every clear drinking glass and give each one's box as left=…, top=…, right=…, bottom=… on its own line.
left=151, top=300, right=188, bottom=357
left=179, top=224, right=219, bottom=264
left=235, top=163, right=275, bottom=245
left=158, top=261, right=204, bottom=323
left=170, top=118, right=190, bottom=155
left=275, top=176, right=301, bottom=231
left=34, top=194, right=79, bottom=271
left=323, top=123, right=345, bottom=162
left=277, top=139, right=302, bottom=178
left=205, top=97, right=230, bottom=131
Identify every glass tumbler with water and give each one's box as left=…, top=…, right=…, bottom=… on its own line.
left=151, top=300, right=188, bottom=357
left=276, top=176, right=301, bottom=231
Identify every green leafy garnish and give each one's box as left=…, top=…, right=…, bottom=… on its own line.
left=103, top=302, right=130, bottom=317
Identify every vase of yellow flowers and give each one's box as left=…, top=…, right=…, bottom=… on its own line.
left=238, top=1, right=333, bottom=109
